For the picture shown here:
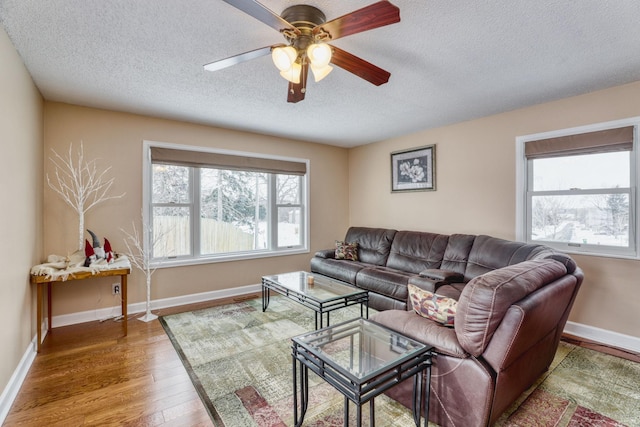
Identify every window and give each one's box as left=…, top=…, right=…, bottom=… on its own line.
left=517, top=120, right=639, bottom=258
left=144, top=142, right=309, bottom=266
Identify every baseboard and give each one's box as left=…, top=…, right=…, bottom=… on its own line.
left=51, top=283, right=262, bottom=327
left=0, top=336, right=37, bottom=425
left=564, top=321, right=640, bottom=354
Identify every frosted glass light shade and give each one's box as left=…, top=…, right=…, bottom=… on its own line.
left=307, top=43, right=332, bottom=68
left=272, top=46, right=297, bottom=71
left=280, top=61, right=302, bottom=83
left=310, top=63, right=333, bottom=82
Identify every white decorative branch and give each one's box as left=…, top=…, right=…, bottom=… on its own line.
left=120, top=212, right=171, bottom=322
left=47, top=142, right=125, bottom=251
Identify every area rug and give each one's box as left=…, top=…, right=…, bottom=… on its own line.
left=159, top=296, right=639, bottom=426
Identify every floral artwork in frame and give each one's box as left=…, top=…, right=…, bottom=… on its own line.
left=391, top=145, right=436, bottom=192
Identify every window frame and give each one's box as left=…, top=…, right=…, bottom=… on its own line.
left=516, top=118, right=640, bottom=259
left=142, top=141, right=310, bottom=268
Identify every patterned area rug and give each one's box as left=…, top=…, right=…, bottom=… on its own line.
left=159, top=296, right=639, bottom=426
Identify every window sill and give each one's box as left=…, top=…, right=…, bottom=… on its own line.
left=150, top=247, right=310, bottom=269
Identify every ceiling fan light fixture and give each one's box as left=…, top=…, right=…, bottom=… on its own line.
left=310, top=63, right=333, bottom=82
left=205, top=1, right=400, bottom=102
left=279, top=61, right=302, bottom=83
left=272, top=46, right=298, bottom=71
left=307, top=43, right=332, bottom=68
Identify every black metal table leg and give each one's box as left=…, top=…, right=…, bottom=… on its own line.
left=344, top=396, right=349, bottom=426
left=370, top=397, right=375, bottom=426
left=262, top=282, right=270, bottom=312
left=293, top=352, right=309, bottom=427
left=293, top=353, right=299, bottom=426
left=423, top=360, right=431, bottom=427
left=412, top=355, right=432, bottom=427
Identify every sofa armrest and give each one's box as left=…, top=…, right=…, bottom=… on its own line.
left=419, top=268, right=464, bottom=283
left=408, top=276, right=439, bottom=293
left=371, top=310, right=468, bottom=358
left=314, top=249, right=336, bottom=259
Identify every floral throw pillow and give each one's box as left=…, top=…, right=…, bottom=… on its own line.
left=335, top=240, right=359, bottom=261
left=408, top=284, right=457, bottom=327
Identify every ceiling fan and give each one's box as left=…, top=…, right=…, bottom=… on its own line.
left=204, top=0, right=401, bottom=103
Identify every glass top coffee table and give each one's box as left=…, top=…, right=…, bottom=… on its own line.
left=262, top=271, right=368, bottom=329
left=291, top=318, right=433, bottom=427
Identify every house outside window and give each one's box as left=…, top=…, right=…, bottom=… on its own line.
left=143, top=141, right=309, bottom=266
left=516, top=119, right=639, bottom=258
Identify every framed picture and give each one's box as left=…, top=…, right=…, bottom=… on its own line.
left=391, top=145, right=436, bottom=192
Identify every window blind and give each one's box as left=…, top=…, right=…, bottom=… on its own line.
left=150, top=147, right=307, bottom=175
left=525, top=126, right=634, bottom=159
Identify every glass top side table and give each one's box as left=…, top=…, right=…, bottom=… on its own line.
left=291, top=317, right=434, bottom=426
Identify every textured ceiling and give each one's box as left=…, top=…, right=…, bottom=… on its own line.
left=2, top=0, right=640, bottom=147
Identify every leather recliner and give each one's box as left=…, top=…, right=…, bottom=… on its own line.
left=371, top=258, right=583, bottom=426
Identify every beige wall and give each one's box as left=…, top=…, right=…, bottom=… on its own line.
left=0, top=28, right=43, bottom=393
left=42, top=103, right=350, bottom=316
left=349, top=81, right=640, bottom=338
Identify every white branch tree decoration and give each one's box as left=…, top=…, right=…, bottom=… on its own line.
left=47, top=142, right=125, bottom=251
left=121, top=212, right=171, bottom=322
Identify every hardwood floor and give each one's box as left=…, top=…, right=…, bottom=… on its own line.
left=5, top=294, right=639, bottom=426
left=4, top=294, right=258, bottom=427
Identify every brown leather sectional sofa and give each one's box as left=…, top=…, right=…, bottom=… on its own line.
left=310, top=226, right=583, bottom=426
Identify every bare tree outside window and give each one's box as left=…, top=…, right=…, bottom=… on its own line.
left=531, top=196, right=569, bottom=241
left=593, top=190, right=629, bottom=241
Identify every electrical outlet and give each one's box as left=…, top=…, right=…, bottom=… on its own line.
left=112, top=283, right=121, bottom=295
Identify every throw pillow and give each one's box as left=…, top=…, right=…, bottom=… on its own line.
left=335, top=240, right=359, bottom=261
left=408, top=284, right=457, bottom=327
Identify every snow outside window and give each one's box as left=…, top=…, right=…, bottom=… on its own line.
left=516, top=120, right=640, bottom=258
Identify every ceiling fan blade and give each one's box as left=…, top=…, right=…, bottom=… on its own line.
left=222, top=0, right=300, bottom=36
left=330, top=45, right=390, bottom=86
left=203, top=45, right=273, bottom=72
left=287, top=61, right=309, bottom=103
left=313, top=1, right=400, bottom=41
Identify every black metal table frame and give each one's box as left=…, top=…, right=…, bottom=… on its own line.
left=262, top=275, right=369, bottom=329
left=291, top=320, right=433, bottom=427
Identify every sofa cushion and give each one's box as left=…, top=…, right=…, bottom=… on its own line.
left=386, top=231, right=448, bottom=273
left=344, top=227, right=397, bottom=266
left=368, top=292, right=408, bottom=311
left=309, top=258, right=365, bottom=285
left=355, top=266, right=412, bottom=301
left=335, top=240, right=358, bottom=261
left=440, top=234, right=476, bottom=277
left=455, top=259, right=567, bottom=357
left=464, top=235, right=551, bottom=280
left=408, top=284, right=457, bottom=327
